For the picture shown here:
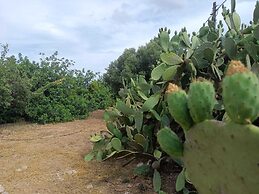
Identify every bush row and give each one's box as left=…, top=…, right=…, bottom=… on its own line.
left=0, top=47, right=113, bottom=124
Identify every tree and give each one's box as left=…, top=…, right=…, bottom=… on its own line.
left=103, top=38, right=162, bottom=95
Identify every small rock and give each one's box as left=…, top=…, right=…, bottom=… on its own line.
left=66, top=169, right=77, bottom=175
left=86, top=184, right=93, bottom=189
left=56, top=172, right=64, bottom=181
left=16, top=165, right=27, bottom=172
left=136, top=162, right=144, bottom=167
left=2, top=192, right=9, bottom=194
left=0, top=185, right=5, bottom=192
left=124, top=192, right=130, bottom=194
left=127, top=183, right=133, bottom=188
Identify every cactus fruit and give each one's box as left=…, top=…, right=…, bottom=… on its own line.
left=166, top=83, right=193, bottom=131
left=187, top=79, right=216, bottom=123
left=222, top=60, right=259, bottom=124
left=184, top=120, right=259, bottom=194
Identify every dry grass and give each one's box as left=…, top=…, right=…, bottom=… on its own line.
left=0, top=110, right=154, bottom=194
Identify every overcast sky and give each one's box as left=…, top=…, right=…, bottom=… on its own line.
left=0, top=0, right=256, bottom=73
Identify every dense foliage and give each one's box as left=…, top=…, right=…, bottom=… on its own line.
left=103, top=38, right=162, bottom=95
left=0, top=48, right=113, bottom=124
left=87, top=1, right=259, bottom=193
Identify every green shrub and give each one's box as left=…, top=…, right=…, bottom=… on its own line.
left=0, top=47, right=31, bottom=123
left=0, top=47, right=113, bottom=124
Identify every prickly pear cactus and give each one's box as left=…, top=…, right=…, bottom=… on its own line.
left=222, top=60, right=259, bottom=124
left=184, top=121, right=259, bottom=194
left=185, top=63, right=259, bottom=194
left=159, top=61, right=259, bottom=194
left=166, top=83, right=193, bottom=132
left=187, top=79, right=216, bottom=123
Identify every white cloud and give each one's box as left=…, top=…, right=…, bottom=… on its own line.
left=0, top=0, right=256, bottom=72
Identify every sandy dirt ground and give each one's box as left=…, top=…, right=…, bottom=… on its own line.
left=0, top=110, right=155, bottom=194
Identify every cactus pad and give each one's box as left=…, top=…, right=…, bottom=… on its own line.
left=184, top=120, right=259, bottom=194
left=222, top=65, right=259, bottom=124
left=167, top=87, right=193, bottom=131
left=187, top=80, right=216, bottom=123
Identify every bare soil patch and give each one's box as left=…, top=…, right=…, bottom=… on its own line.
left=0, top=110, right=155, bottom=194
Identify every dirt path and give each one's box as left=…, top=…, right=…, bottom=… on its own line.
left=0, top=111, right=154, bottom=194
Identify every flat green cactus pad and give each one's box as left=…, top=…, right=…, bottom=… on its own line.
left=184, top=120, right=259, bottom=194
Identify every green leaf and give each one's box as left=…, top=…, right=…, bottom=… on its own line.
left=96, top=150, right=103, bottom=161
left=186, top=48, right=194, bottom=59
left=204, top=48, right=215, bottom=63
left=160, top=31, right=170, bottom=52
left=106, top=142, right=113, bottom=150
left=134, top=111, right=143, bottom=132
left=154, top=150, right=162, bottom=159
left=253, top=1, right=259, bottom=23
left=150, top=109, right=161, bottom=121
left=176, top=169, right=186, bottom=192
left=106, top=122, right=122, bottom=139
left=183, top=188, right=190, bottom=194
left=84, top=152, right=95, bottom=161
left=116, top=100, right=135, bottom=116
left=103, top=111, right=110, bottom=122
left=160, top=52, right=183, bottom=66
left=181, top=32, right=191, bottom=47
left=223, top=37, right=237, bottom=59
left=170, top=34, right=180, bottom=50
left=191, top=36, right=201, bottom=49
left=251, top=62, right=259, bottom=78
left=157, top=127, right=183, bottom=157
left=151, top=63, right=166, bottom=81
left=246, top=54, right=252, bottom=70
left=111, top=137, right=122, bottom=151
left=161, top=114, right=170, bottom=128
left=198, top=26, right=209, bottom=37
left=142, top=94, right=160, bottom=112
left=253, top=24, right=259, bottom=40
left=225, top=15, right=232, bottom=29
left=104, top=109, right=121, bottom=122
left=162, top=66, right=179, bottom=81
left=232, top=12, right=241, bottom=30
left=134, top=133, right=146, bottom=147
left=134, top=164, right=150, bottom=176
left=153, top=169, right=161, bottom=192
left=90, top=134, right=102, bottom=143
left=207, top=32, right=218, bottom=41
left=244, top=42, right=258, bottom=61
left=137, top=90, right=148, bottom=100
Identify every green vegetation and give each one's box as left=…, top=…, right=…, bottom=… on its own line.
left=87, top=0, right=259, bottom=193
left=1, top=0, right=259, bottom=192
left=0, top=47, right=113, bottom=124
left=103, top=39, right=162, bottom=95
left=160, top=61, right=259, bottom=194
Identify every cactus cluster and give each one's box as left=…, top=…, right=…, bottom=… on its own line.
left=158, top=60, right=259, bottom=194
left=166, top=78, right=216, bottom=130
left=88, top=1, right=259, bottom=193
